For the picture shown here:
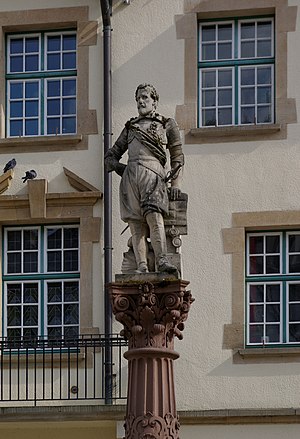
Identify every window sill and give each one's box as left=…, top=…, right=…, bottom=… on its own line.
left=0, top=134, right=84, bottom=153
left=190, top=124, right=281, bottom=138
left=238, top=347, right=300, bottom=358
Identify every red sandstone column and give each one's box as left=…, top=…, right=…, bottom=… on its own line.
left=109, top=279, right=194, bottom=439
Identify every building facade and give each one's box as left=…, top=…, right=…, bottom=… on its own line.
left=0, top=0, right=299, bottom=438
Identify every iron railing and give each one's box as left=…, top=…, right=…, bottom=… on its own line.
left=0, top=334, right=127, bottom=405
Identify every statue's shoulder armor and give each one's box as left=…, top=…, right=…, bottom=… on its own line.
left=125, top=117, right=137, bottom=129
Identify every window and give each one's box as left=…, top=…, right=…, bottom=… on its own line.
left=246, top=231, right=300, bottom=346
left=6, top=31, right=77, bottom=137
left=3, top=225, right=80, bottom=341
left=198, top=17, right=274, bottom=127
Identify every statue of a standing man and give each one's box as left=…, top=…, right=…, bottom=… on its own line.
left=105, top=83, right=184, bottom=274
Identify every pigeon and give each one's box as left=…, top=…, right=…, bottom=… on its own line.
left=22, top=170, right=37, bottom=183
left=3, top=158, right=16, bottom=173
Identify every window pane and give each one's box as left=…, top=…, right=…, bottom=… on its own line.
left=218, top=108, right=232, bottom=125
left=241, top=69, right=255, bottom=85
left=257, top=21, right=272, bottom=38
left=218, top=70, right=232, bottom=87
left=64, top=282, right=79, bottom=302
left=63, top=79, right=76, bottom=96
left=24, top=284, right=38, bottom=303
left=218, top=42, right=232, bottom=59
left=48, top=304, right=62, bottom=325
left=289, top=283, right=300, bottom=302
left=257, top=67, right=272, bottom=85
left=265, top=235, right=279, bottom=253
left=241, top=88, right=255, bottom=105
left=7, top=307, right=21, bottom=326
left=8, top=230, right=21, bottom=251
left=47, top=35, right=61, bottom=51
left=257, top=106, right=272, bottom=124
left=289, top=324, right=300, bottom=342
left=249, top=304, right=263, bottom=322
left=202, top=109, right=216, bottom=126
left=241, top=41, right=255, bottom=58
left=257, top=40, right=272, bottom=57
left=48, top=327, right=62, bottom=339
left=64, top=250, right=78, bottom=271
left=47, top=53, right=60, bottom=70
left=202, top=70, right=216, bottom=88
left=266, top=255, right=280, bottom=274
left=249, top=284, right=264, bottom=302
left=289, top=235, right=300, bottom=253
left=47, top=118, right=60, bottom=135
left=10, top=120, right=23, bottom=137
left=25, top=82, right=39, bottom=98
left=23, top=252, right=38, bottom=273
left=25, top=101, right=39, bottom=117
left=7, top=253, right=21, bottom=273
left=64, top=303, right=79, bottom=324
left=23, top=305, right=38, bottom=326
left=7, top=328, right=21, bottom=340
left=64, top=326, right=79, bottom=338
left=257, top=87, right=271, bottom=104
left=64, top=228, right=78, bottom=248
left=47, top=251, right=62, bottom=272
left=47, top=99, right=60, bottom=116
left=62, top=117, right=76, bottom=134
left=25, top=38, right=39, bottom=53
left=7, top=285, right=21, bottom=303
left=10, top=56, right=23, bottom=72
left=266, top=304, right=280, bottom=322
left=202, top=44, right=216, bottom=60
left=10, top=101, right=23, bottom=118
left=218, top=24, right=232, bottom=41
left=241, top=107, right=255, bottom=124
left=202, top=90, right=216, bottom=107
left=289, top=304, right=300, bottom=322
left=10, top=82, right=23, bottom=99
left=47, top=228, right=62, bottom=248
left=62, top=98, right=76, bottom=115
left=249, top=236, right=263, bottom=254
left=202, top=25, right=215, bottom=42
left=48, top=80, right=60, bottom=97
left=266, top=284, right=280, bottom=302
left=218, top=89, right=232, bottom=106
left=241, top=23, right=255, bottom=39
left=23, top=328, right=38, bottom=341
left=249, top=325, right=263, bottom=343
left=10, top=38, right=23, bottom=54
left=62, top=53, right=76, bottom=70
left=249, top=256, right=263, bottom=274
left=25, top=55, right=39, bottom=71
left=48, top=283, right=62, bottom=302
left=266, top=325, right=280, bottom=342
left=289, top=255, right=300, bottom=273
left=63, top=35, right=76, bottom=50
left=25, top=119, right=39, bottom=136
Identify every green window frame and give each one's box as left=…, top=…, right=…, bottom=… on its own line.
left=3, top=225, right=80, bottom=342
left=246, top=231, right=300, bottom=346
left=6, top=30, right=77, bottom=137
left=198, top=16, right=275, bottom=127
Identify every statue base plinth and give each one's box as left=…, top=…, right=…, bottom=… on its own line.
left=109, top=277, right=194, bottom=439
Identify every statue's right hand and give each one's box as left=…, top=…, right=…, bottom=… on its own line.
left=115, top=163, right=127, bottom=176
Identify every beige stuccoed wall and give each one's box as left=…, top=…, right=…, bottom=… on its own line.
left=110, top=0, right=300, bottom=414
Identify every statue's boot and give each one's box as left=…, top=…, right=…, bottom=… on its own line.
left=128, top=221, right=148, bottom=273
left=145, top=212, right=177, bottom=274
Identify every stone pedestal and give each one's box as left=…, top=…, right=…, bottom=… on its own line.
left=109, top=276, right=194, bottom=439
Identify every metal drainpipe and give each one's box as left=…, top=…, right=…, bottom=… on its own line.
left=100, top=0, right=113, bottom=405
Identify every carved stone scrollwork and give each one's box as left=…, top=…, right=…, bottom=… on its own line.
left=124, top=412, right=180, bottom=439
left=110, top=280, right=194, bottom=350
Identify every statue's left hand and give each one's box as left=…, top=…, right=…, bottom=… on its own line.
left=169, top=187, right=181, bottom=201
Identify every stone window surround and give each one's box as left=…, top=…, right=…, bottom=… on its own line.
left=0, top=179, right=102, bottom=336
left=0, top=6, right=98, bottom=153
left=223, top=210, right=300, bottom=363
left=175, top=0, right=297, bottom=144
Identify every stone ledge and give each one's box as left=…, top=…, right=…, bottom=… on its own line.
left=189, top=124, right=281, bottom=139
left=238, top=347, right=300, bottom=358
left=0, top=135, right=83, bottom=153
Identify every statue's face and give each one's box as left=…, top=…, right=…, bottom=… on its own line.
left=136, top=88, right=156, bottom=116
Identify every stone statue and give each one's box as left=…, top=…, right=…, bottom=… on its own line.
left=105, top=83, right=185, bottom=274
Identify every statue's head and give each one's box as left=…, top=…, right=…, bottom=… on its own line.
left=135, top=83, right=159, bottom=116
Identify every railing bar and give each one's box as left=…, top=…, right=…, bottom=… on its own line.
left=25, top=346, right=29, bottom=401
left=67, top=344, right=71, bottom=400
left=93, top=341, right=96, bottom=399
left=42, top=338, right=45, bottom=400
left=0, top=340, right=3, bottom=401
left=51, top=345, right=54, bottom=400
left=84, top=340, right=87, bottom=399
left=34, top=342, right=37, bottom=404
left=76, top=339, right=79, bottom=400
